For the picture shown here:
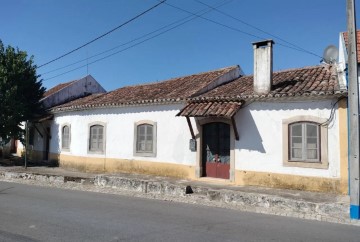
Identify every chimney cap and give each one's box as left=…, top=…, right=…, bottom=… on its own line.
left=252, top=39, right=275, bottom=47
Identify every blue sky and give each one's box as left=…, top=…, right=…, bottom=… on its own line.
left=0, top=0, right=355, bottom=91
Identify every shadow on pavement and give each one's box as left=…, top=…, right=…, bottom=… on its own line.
left=0, top=154, right=58, bottom=168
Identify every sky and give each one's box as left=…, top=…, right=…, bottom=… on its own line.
left=0, top=0, right=356, bottom=92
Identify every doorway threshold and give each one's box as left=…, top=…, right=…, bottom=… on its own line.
left=198, top=177, right=234, bottom=185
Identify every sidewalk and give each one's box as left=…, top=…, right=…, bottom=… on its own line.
left=0, top=165, right=358, bottom=226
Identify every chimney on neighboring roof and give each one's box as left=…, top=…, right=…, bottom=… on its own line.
left=252, top=40, right=274, bottom=94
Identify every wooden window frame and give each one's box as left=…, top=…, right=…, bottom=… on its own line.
left=133, top=120, right=157, bottom=157
left=61, top=124, right=71, bottom=151
left=282, top=116, right=328, bottom=169
left=289, top=122, right=320, bottom=162
left=88, top=122, right=106, bottom=154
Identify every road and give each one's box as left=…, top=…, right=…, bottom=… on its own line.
left=0, top=181, right=359, bottom=242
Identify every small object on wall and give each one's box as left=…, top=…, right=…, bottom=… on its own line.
left=189, top=139, right=197, bottom=151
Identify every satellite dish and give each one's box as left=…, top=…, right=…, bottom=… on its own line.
left=323, top=45, right=339, bottom=64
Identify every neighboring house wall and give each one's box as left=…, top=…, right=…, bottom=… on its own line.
left=49, top=103, right=198, bottom=178
left=42, top=75, right=106, bottom=109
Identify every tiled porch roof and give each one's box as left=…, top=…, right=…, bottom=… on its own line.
left=177, top=101, right=243, bottom=118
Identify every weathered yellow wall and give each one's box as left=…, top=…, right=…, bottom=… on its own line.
left=235, top=170, right=345, bottom=194
left=338, top=98, right=349, bottom=194
left=57, top=153, right=196, bottom=179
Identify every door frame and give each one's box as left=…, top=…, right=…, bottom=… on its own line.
left=195, top=117, right=235, bottom=182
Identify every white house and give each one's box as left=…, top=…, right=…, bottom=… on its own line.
left=30, top=40, right=348, bottom=194
left=23, top=75, right=106, bottom=161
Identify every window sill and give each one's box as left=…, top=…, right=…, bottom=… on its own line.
left=88, top=150, right=105, bottom=155
left=134, top=152, right=156, bottom=157
left=283, top=160, right=328, bottom=169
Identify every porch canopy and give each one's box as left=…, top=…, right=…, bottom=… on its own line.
left=176, top=100, right=244, bottom=140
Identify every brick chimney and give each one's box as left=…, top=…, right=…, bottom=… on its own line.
left=252, top=40, right=274, bottom=94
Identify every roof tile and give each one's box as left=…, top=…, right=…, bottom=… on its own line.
left=342, top=31, right=360, bottom=63
left=52, top=66, right=238, bottom=111
left=196, top=64, right=343, bottom=100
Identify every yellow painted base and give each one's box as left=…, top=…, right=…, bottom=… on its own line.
left=57, top=153, right=196, bottom=179
left=46, top=153, right=348, bottom=194
left=235, top=170, right=347, bottom=194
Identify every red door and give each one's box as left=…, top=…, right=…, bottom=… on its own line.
left=202, top=122, right=230, bottom=179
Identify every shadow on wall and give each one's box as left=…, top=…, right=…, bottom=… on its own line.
left=55, top=103, right=184, bottom=117
left=235, top=107, right=266, bottom=154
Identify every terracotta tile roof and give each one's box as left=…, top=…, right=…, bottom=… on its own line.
left=51, top=66, right=239, bottom=112
left=194, top=65, right=344, bottom=101
left=177, top=101, right=243, bottom=118
left=43, top=80, right=76, bottom=98
left=342, top=31, right=360, bottom=63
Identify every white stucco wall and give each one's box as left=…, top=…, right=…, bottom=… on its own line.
left=51, top=104, right=197, bottom=166
left=234, top=99, right=341, bottom=178
left=44, top=99, right=342, bottom=179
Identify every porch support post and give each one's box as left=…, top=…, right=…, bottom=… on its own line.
left=231, top=116, right=239, bottom=141
left=186, top=117, right=196, bottom=139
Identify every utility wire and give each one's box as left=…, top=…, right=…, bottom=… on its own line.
left=41, top=1, right=230, bottom=76
left=43, top=0, right=231, bottom=81
left=37, top=0, right=166, bottom=68
left=162, top=1, right=322, bottom=58
left=194, top=0, right=322, bottom=58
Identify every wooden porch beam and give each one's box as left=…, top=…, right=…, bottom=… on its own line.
left=186, top=117, right=196, bottom=139
left=231, top=116, right=239, bottom=141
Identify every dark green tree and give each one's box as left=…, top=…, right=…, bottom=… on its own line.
left=0, top=40, right=45, bottom=145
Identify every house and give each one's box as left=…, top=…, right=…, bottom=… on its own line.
left=30, top=40, right=348, bottom=194
left=19, top=75, right=106, bottom=161
left=339, top=30, right=360, bottom=86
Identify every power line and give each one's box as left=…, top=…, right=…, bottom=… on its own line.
left=162, top=1, right=322, bottom=59
left=37, top=0, right=166, bottom=68
left=41, top=1, right=229, bottom=76
left=43, top=0, right=232, bottom=81
left=194, top=0, right=322, bottom=58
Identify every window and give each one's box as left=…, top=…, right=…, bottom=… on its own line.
left=282, top=116, right=328, bottom=169
left=61, top=125, right=70, bottom=150
left=289, top=122, right=319, bottom=162
left=89, top=124, right=105, bottom=153
left=134, top=121, right=157, bottom=157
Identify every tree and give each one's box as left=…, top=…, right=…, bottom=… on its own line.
left=0, top=40, right=45, bottom=145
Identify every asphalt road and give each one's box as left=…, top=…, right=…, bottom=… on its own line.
left=0, top=181, right=359, bottom=242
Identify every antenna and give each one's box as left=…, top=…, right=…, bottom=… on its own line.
left=322, top=45, right=339, bottom=64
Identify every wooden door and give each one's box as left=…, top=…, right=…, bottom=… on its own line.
left=202, top=122, right=230, bottom=179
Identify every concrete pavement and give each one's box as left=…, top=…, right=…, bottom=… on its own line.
left=1, top=182, right=360, bottom=242
left=0, top=164, right=358, bottom=226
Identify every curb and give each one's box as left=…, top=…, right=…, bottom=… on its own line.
left=94, top=175, right=351, bottom=224
left=1, top=170, right=359, bottom=226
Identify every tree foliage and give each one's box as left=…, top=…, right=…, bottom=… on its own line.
left=0, top=40, right=45, bottom=144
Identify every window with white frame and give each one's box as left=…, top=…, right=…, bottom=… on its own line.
left=89, top=124, right=104, bottom=153
left=134, top=121, right=157, bottom=157
left=282, top=116, right=328, bottom=169
left=289, top=122, right=319, bottom=162
left=61, top=125, right=70, bottom=150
